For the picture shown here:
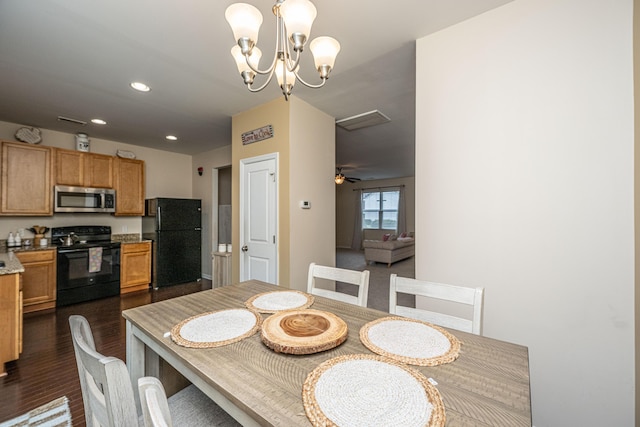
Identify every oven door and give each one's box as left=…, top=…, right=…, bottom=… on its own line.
left=56, top=245, right=121, bottom=306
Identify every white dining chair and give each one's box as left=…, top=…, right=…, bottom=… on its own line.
left=137, top=376, right=241, bottom=427
left=69, top=314, right=138, bottom=427
left=69, top=315, right=240, bottom=427
left=138, top=377, right=171, bottom=427
left=389, top=274, right=485, bottom=335
left=307, top=262, right=370, bottom=307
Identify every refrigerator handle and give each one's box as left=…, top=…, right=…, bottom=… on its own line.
left=157, top=206, right=161, bottom=229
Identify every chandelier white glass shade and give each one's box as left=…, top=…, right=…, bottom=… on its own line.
left=334, top=172, right=345, bottom=185
left=225, top=0, right=340, bottom=100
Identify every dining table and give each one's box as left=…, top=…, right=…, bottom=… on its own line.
left=123, top=280, right=531, bottom=426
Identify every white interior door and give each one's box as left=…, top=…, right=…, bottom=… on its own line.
left=240, top=154, right=277, bottom=284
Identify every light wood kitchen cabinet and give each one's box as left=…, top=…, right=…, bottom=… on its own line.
left=113, top=157, right=145, bottom=216
left=86, top=153, right=114, bottom=188
left=55, top=148, right=114, bottom=188
left=0, top=141, right=53, bottom=216
left=121, top=241, right=151, bottom=293
left=0, top=272, right=21, bottom=377
left=15, top=250, right=56, bottom=313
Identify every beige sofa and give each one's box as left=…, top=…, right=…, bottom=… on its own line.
left=363, top=237, right=415, bottom=267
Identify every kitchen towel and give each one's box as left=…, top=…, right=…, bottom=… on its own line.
left=89, top=246, right=103, bottom=273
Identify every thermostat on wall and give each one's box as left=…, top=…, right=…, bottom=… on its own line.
left=300, top=201, right=311, bottom=209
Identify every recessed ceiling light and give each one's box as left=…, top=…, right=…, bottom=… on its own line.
left=165, top=135, right=178, bottom=141
left=91, top=118, right=107, bottom=125
left=130, top=81, right=151, bottom=92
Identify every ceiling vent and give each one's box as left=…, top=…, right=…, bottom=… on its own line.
left=336, top=110, right=390, bottom=131
left=57, top=116, right=87, bottom=126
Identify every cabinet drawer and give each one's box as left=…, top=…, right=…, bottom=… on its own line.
left=122, top=242, right=151, bottom=253
left=15, top=249, right=55, bottom=263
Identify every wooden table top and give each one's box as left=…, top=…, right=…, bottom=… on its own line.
left=122, top=280, right=531, bottom=426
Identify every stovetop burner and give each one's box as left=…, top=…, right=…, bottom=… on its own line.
left=51, top=225, right=118, bottom=249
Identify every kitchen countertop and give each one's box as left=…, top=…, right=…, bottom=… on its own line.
left=0, top=242, right=56, bottom=255
left=111, top=234, right=152, bottom=244
left=0, top=233, right=151, bottom=278
left=0, top=252, right=24, bottom=275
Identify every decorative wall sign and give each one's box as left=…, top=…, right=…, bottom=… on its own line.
left=242, top=125, right=273, bottom=145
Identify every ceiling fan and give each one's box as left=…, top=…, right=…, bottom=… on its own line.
left=335, top=167, right=361, bottom=185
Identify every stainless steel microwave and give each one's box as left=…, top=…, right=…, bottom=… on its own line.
left=54, top=185, right=116, bottom=213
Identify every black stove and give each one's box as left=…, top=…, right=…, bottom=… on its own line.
left=53, top=225, right=121, bottom=307
left=51, top=225, right=120, bottom=250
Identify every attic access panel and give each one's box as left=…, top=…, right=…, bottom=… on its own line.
left=336, top=110, right=391, bottom=131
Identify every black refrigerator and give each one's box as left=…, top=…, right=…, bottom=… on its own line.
left=142, top=198, right=202, bottom=287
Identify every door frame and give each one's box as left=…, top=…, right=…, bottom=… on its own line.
left=239, top=152, right=278, bottom=282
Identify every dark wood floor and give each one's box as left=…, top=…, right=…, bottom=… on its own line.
left=0, top=279, right=212, bottom=426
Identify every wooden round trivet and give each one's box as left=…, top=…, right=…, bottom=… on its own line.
left=245, top=290, right=314, bottom=313
left=303, top=353, right=445, bottom=427
left=261, top=309, right=348, bottom=355
left=359, top=316, right=461, bottom=366
left=171, top=308, right=262, bottom=348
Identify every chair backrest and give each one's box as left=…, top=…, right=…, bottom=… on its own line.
left=389, top=274, right=485, bottom=335
left=138, top=377, right=172, bottom=427
left=307, top=262, right=370, bottom=307
left=68, top=315, right=138, bottom=427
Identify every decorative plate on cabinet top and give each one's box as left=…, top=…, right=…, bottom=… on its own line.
left=15, top=127, right=42, bottom=144
left=116, top=149, right=136, bottom=159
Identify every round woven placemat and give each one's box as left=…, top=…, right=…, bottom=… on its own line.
left=171, top=308, right=262, bottom=348
left=261, top=309, right=348, bottom=355
left=359, top=316, right=461, bottom=366
left=245, top=290, right=314, bottom=313
left=303, top=353, right=445, bottom=427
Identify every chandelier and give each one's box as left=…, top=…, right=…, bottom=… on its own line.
left=225, top=0, right=340, bottom=100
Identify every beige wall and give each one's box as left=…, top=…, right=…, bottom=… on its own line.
left=192, top=144, right=232, bottom=278
left=232, top=97, right=290, bottom=285
left=416, top=0, right=634, bottom=425
left=230, top=96, right=335, bottom=289
left=635, top=0, right=640, bottom=423
left=289, top=97, right=335, bottom=290
left=0, top=120, right=192, bottom=239
left=336, top=176, right=415, bottom=248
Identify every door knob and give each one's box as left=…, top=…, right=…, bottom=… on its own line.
left=241, top=245, right=248, bottom=252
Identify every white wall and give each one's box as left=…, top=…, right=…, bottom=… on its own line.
left=0, top=120, right=192, bottom=238
left=416, top=0, right=634, bottom=425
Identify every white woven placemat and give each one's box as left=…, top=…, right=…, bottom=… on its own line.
left=360, top=316, right=461, bottom=366
left=171, top=308, right=262, bottom=348
left=245, top=290, right=314, bottom=313
left=303, top=354, right=445, bottom=427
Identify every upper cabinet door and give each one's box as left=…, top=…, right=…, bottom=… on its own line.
left=85, top=153, right=113, bottom=188
left=0, top=141, right=53, bottom=216
left=55, top=149, right=114, bottom=188
left=114, top=157, right=145, bottom=216
left=55, top=149, right=84, bottom=186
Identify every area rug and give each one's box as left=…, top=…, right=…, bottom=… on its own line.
left=0, top=396, right=72, bottom=427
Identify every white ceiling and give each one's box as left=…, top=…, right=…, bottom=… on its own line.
left=0, top=0, right=512, bottom=181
